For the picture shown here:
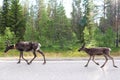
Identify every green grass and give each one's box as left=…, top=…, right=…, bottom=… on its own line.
left=110, top=47, right=120, bottom=56
left=0, top=48, right=120, bottom=58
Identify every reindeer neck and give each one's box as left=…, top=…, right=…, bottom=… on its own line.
left=83, top=48, right=89, bottom=52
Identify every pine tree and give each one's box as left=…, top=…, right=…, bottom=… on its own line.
left=0, top=0, right=10, bottom=34
left=71, top=0, right=83, bottom=43
left=55, top=2, right=72, bottom=48
left=9, top=0, right=26, bottom=42
left=24, top=4, right=36, bottom=41
left=47, top=0, right=72, bottom=48
left=0, top=6, right=2, bottom=29
left=82, top=0, right=95, bottom=44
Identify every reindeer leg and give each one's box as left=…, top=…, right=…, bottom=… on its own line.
left=28, top=51, right=37, bottom=65
left=107, top=54, right=118, bottom=68
left=17, top=52, right=22, bottom=64
left=92, top=55, right=99, bottom=65
left=21, top=52, right=29, bottom=64
left=101, top=55, right=108, bottom=68
left=85, top=56, right=91, bottom=67
left=37, top=50, right=46, bottom=64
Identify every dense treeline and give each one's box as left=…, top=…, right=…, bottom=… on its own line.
left=0, top=0, right=120, bottom=52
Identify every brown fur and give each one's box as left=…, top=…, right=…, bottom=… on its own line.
left=78, top=44, right=117, bottom=68
left=4, top=41, right=46, bottom=65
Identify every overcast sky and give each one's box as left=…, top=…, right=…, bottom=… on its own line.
left=0, top=0, right=2, bottom=6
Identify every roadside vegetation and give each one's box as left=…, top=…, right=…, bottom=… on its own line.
left=0, top=0, right=120, bottom=57
left=0, top=46, right=120, bottom=58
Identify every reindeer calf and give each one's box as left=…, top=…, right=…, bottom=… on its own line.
left=78, top=44, right=117, bottom=68
left=4, top=41, right=46, bottom=65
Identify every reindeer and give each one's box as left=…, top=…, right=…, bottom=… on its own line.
left=4, top=41, right=46, bottom=65
left=78, top=43, right=117, bottom=68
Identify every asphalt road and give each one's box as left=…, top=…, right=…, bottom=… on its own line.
left=0, top=59, right=120, bottom=80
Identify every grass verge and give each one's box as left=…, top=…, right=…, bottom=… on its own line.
left=0, top=49, right=120, bottom=58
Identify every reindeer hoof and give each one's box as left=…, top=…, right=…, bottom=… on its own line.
left=43, top=62, right=46, bottom=65
left=84, top=65, right=88, bottom=67
left=27, top=62, right=31, bottom=65
left=96, top=63, right=99, bottom=65
left=114, top=65, right=118, bottom=68
left=100, top=65, right=104, bottom=68
left=17, top=62, right=20, bottom=64
left=27, top=63, right=30, bottom=65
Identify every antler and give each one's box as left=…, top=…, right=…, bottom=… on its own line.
left=82, top=43, right=85, bottom=48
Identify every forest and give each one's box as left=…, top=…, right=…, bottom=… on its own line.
left=0, top=0, right=120, bottom=57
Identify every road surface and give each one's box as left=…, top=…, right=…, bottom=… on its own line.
left=0, top=59, right=120, bottom=80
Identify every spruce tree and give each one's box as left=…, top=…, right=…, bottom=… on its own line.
left=9, top=0, right=26, bottom=42
left=0, top=0, right=10, bottom=34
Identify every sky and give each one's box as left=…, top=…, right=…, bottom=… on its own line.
left=62, top=0, right=73, bottom=18
left=0, top=0, right=2, bottom=6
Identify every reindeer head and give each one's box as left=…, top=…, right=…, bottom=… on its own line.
left=4, top=41, right=15, bottom=53
left=78, top=43, right=85, bottom=52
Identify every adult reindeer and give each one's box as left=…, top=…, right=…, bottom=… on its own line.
left=78, top=43, right=117, bottom=68
left=4, top=41, right=46, bottom=65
